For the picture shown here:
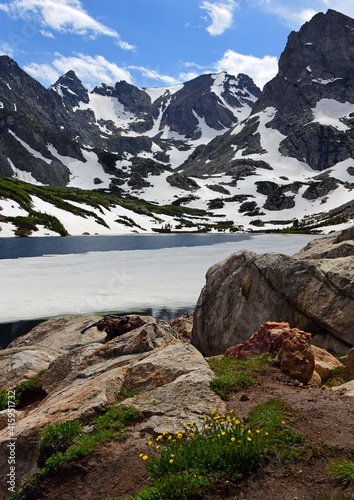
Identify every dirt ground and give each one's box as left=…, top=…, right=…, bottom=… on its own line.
left=21, top=366, right=354, bottom=500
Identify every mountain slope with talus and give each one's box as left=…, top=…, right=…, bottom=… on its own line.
left=0, top=63, right=261, bottom=236
left=0, top=9, right=354, bottom=236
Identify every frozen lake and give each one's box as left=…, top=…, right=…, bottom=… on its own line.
left=0, top=233, right=318, bottom=329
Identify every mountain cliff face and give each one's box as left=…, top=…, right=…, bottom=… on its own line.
left=182, top=9, right=354, bottom=174
left=179, top=9, right=354, bottom=230
left=253, top=9, right=354, bottom=171
left=0, top=59, right=259, bottom=190
left=0, top=9, right=354, bottom=236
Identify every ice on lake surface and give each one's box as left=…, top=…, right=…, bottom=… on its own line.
left=0, top=234, right=318, bottom=323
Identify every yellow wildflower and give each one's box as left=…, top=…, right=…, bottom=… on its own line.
left=169, top=459, right=174, bottom=464
left=142, top=455, right=148, bottom=461
left=156, top=435, right=163, bottom=441
left=281, top=420, right=286, bottom=425
left=221, top=431, right=226, bottom=436
left=230, top=437, right=236, bottom=442
left=247, top=437, right=252, bottom=442
left=176, top=432, right=183, bottom=439
left=247, top=429, right=252, bottom=435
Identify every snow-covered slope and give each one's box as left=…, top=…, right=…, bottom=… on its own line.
left=1, top=10, right=354, bottom=236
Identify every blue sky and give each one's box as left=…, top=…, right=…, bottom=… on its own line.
left=0, top=0, right=353, bottom=91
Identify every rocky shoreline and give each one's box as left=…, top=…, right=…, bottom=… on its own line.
left=0, top=227, right=353, bottom=499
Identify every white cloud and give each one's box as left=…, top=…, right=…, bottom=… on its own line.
left=214, top=49, right=279, bottom=88
left=291, top=8, right=318, bottom=25
left=251, top=1, right=318, bottom=28
left=24, top=53, right=133, bottom=89
left=0, top=0, right=119, bottom=38
left=200, top=0, right=238, bottom=35
left=183, top=61, right=208, bottom=70
left=0, top=41, right=15, bottom=57
left=24, top=62, right=60, bottom=84
left=320, top=0, right=354, bottom=18
left=178, top=71, right=200, bottom=82
left=251, top=0, right=354, bottom=29
left=129, top=65, right=180, bottom=86
left=40, top=29, right=54, bottom=38
left=116, top=40, right=136, bottom=52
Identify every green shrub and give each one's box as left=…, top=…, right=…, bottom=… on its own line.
left=128, top=399, right=306, bottom=500
left=133, top=408, right=268, bottom=499
left=15, top=378, right=43, bottom=405
left=37, top=420, right=82, bottom=466
left=0, top=377, right=44, bottom=411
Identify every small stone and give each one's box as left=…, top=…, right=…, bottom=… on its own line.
left=240, top=394, right=249, bottom=402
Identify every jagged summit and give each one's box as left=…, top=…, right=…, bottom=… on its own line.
left=51, top=70, right=90, bottom=106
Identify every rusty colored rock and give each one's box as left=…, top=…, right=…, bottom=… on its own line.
left=277, top=331, right=315, bottom=384
left=225, top=321, right=315, bottom=384
left=225, top=321, right=293, bottom=359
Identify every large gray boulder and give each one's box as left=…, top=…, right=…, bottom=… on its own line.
left=191, top=228, right=354, bottom=356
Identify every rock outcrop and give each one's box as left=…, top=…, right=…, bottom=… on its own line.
left=191, top=228, right=354, bottom=356
left=0, top=314, right=224, bottom=491
left=225, top=321, right=315, bottom=384
left=224, top=321, right=344, bottom=385
left=8, top=314, right=104, bottom=350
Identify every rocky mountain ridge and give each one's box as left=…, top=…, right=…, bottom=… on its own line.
left=0, top=9, right=354, bottom=236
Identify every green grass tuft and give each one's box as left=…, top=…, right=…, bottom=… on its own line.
left=329, top=459, right=354, bottom=485
left=208, top=355, right=269, bottom=400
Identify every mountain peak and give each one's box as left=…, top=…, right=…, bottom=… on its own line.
left=51, top=71, right=89, bottom=106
